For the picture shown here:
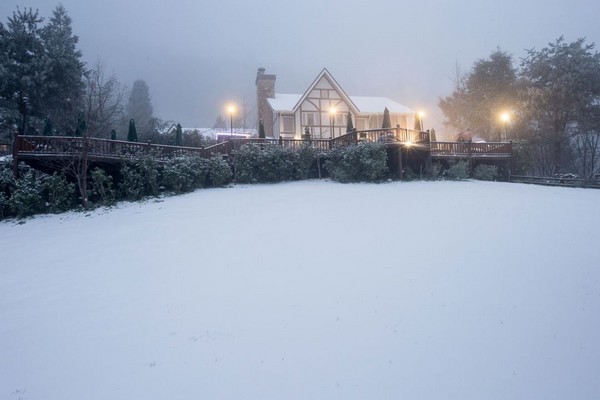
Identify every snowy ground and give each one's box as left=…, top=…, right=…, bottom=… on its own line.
left=1, top=180, right=599, bottom=400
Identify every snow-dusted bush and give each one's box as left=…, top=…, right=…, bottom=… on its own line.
left=205, top=156, right=232, bottom=187
left=326, top=142, right=388, bottom=183
left=118, top=154, right=160, bottom=200
left=89, top=168, right=115, bottom=206
left=9, top=171, right=45, bottom=217
left=118, top=164, right=145, bottom=200
left=235, top=144, right=302, bottom=183
left=161, top=156, right=209, bottom=193
left=445, top=160, right=470, bottom=180
left=474, top=164, right=498, bottom=181
left=45, top=172, right=75, bottom=213
left=0, top=191, right=9, bottom=219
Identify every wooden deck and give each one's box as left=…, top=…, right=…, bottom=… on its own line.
left=11, top=128, right=512, bottom=175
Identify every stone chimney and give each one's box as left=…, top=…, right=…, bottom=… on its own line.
left=256, top=67, right=276, bottom=138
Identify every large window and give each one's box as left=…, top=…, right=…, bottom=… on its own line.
left=302, top=112, right=319, bottom=126
left=282, top=116, right=294, bottom=133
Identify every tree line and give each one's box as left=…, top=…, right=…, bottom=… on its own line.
left=439, top=37, right=600, bottom=178
left=0, top=5, right=167, bottom=143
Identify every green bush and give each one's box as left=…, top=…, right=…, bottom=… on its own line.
left=206, top=156, right=232, bottom=187
left=325, top=142, right=388, bottom=183
left=0, top=191, right=9, bottom=219
left=118, top=164, right=145, bottom=200
left=297, top=145, right=317, bottom=179
left=45, top=172, right=75, bottom=213
left=9, top=171, right=44, bottom=218
left=161, top=156, right=209, bottom=193
left=445, top=160, right=470, bottom=180
left=89, top=168, right=115, bottom=206
left=118, top=154, right=160, bottom=200
left=235, top=144, right=302, bottom=183
left=473, top=164, right=498, bottom=181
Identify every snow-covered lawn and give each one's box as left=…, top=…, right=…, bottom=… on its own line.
left=1, top=180, right=599, bottom=400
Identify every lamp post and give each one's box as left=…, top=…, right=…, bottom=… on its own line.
left=228, top=105, right=236, bottom=141
left=500, top=112, right=510, bottom=141
left=330, top=107, right=336, bottom=139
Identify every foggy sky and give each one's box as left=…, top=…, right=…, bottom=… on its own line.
left=2, top=0, right=599, bottom=134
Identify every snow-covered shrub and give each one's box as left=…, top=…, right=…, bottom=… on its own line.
left=445, top=160, right=470, bottom=180
left=326, top=142, right=388, bottom=183
left=0, top=162, right=16, bottom=204
left=161, top=156, right=209, bottom=193
left=297, top=145, right=318, bottom=179
left=9, top=171, right=44, bottom=217
left=119, top=154, right=160, bottom=199
left=206, top=156, right=232, bottom=187
left=235, top=144, right=301, bottom=183
left=89, top=168, right=115, bottom=206
left=474, top=164, right=498, bottom=181
left=118, top=164, right=145, bottom=200
left=45, top=172, right=75, bottom=213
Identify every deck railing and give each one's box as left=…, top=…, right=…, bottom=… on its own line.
left=15, top=131, right=512, bottom=164
left=430, top=141, right=512, bottom=157
left=356, top=128, right=428, bottom=144
left=16, top=135, right=209, bottom=160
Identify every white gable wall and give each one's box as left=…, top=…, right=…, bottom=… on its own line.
left=270, top=69, right=415, bottom=139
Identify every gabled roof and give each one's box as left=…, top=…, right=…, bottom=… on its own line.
left=268, top=94, right=415, bottom=115
left=292, top=68, right=360, bottom=114
left=266, top=68, right=415, bottom=115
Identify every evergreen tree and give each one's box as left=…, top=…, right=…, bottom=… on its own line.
left=258, top=120, right=266, bottom=138
left=346, top=112, right=354, bottom=133
left=382, top=107, right=391, bottom=129
left=41, top=4, right=85, bottom=134
left=127, top=119, right=138, bottom=142
left=0, top=8, right=47, bottom=135
left=520, top=37, right=600, bottom=175
left=213, top=115, right=227, bottom=130
left=126, top=79, right=154, bottom=139
left=43, top=120, right=52, bottom=136
left=175, top=123, right=183, bottom=146
left=439, top=50, right=518, bottom=140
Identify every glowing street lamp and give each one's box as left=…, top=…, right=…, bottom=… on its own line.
left=228, top=104, right=236, bottom=141
left=330, top=107, right=337, bottom=138
left=500, top=112, right=510, bottom=141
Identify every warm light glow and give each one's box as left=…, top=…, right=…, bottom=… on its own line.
left=500, top=112, right=510, bottom=123
left=418, top=111, right=425, bottom=118
left=228, top=105, right=236, bottom=115
left=330, top=107, right=336, bottom=114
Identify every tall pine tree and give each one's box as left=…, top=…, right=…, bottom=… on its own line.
left=126, top=80, right=154, bottom=139
left=41, top=4, right=85, bottom=134
left=0, top=8, right=47, bottom=135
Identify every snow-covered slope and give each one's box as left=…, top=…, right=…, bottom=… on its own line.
left=1, top=181, right=599, bottom=400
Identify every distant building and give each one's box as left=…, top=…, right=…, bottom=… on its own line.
left=162, top=124, right=255, bottom=141
left=256, top=67, right=416, bottom=139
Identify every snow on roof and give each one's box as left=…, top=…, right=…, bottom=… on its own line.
left=268, top=93, right=414, bottom=115
left=268, top=94, right=301, bottom=112
left=350, top=96, right=415, bottom=114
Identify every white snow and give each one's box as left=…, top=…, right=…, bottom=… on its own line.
left=1, top=180, right=599, bottom=400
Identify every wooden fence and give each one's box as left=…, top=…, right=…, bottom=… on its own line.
left=430, top=141, right=512, bottom=158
